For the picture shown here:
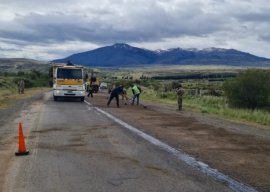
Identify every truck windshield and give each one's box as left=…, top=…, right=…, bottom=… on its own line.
left=57, top=68, right=82, bottom=79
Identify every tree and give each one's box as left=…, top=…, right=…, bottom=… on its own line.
left=134, top=79, right=140, bottom=84
left=4, top=72, right=9, bottom=77
left=48, top=66, right=53, bottom=77
left=17, top=71, right=25, bottom=76
left=223, top=69, right=270, bottom=110
left=28, top=72, right=38, bottom=80
left=171, top=81, right=180, bottom=89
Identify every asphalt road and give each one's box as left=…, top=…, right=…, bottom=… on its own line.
left=1, top=91, right=235, bottom=192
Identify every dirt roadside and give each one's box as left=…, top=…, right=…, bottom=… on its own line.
left=1, top=89, right=270, bottom=191
left=0, top=88, right=50, bottom=191
left=90, top=90, right=270, bottom=192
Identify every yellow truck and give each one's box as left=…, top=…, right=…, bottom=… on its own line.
left=52, top=64, right=85, bottom=101
left=84, top=69, right=100, bottom=93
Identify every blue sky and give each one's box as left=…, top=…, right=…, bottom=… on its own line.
left=0, top=0, right=269, bottom=61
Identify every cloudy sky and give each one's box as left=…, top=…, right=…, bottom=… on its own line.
left=0, top=0, right=269, bottom=61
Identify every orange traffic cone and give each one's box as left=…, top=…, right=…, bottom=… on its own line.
left=15, top=122, right=29, bottom=156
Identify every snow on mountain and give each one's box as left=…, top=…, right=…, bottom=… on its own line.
left=52, top=43, right=270, bottom=67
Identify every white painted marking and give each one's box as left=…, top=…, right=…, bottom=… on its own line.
left=84, top=100, right=256, bottom=192
left=86, top=106, right=94, bottom=111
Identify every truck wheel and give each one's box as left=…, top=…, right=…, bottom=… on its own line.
left=80, top=97, right=85, bottom=102
left=54, top=96, right=58, bottom=101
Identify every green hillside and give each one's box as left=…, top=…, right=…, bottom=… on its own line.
left=0, top=58, right=52, bottom=73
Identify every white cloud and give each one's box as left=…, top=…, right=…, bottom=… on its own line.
left=0, top=0, right=270, bottom=61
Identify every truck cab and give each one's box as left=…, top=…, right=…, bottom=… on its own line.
left=53, top=64, right=85, bottom=101
left=85, top=70, right=100, bottom=93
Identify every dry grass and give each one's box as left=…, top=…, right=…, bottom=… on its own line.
left=0, top=88, right=49, bottom=110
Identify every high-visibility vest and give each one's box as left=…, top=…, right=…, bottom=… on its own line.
left=132, top=85, right=140, bottom=95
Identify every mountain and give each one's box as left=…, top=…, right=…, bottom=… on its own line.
left=53, top=44, right=157, bottom=66
left=52, top=43, right=270, bottom=67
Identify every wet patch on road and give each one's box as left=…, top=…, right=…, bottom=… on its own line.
left=97, top=134, right=109, bottom=139
left=69, top=136, right=84, bottom=142
left=31, top=127, right=66, bottom=133
left=144, top=165, right=170, bottom=175
left=108, top=172, right=141, bottom=186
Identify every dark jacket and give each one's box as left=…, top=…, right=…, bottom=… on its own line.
left=111, top=86, right=123, bottom=96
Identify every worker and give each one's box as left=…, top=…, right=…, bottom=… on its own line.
left=107, top=85, right=124, bottom=108
left=175, top=83, right=185, bottom=111
left=121, top=86, right=128, bottom=100
left=131, top=84, right=141, bottom=105
left=87, top=84, right=93, bottom=97
left=66, top=60, right=73, bottom=66
left=17, top=79, right=25, bottom=94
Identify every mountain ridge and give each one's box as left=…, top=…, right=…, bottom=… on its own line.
left=0, top=58, right=51, bottom=73
left=52, top=43, right=270, bottom=67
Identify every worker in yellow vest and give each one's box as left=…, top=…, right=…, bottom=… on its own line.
left=131, top=84, right=141, bottom=105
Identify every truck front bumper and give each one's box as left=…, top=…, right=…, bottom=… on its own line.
left=53, top=90, right=85, bottom=97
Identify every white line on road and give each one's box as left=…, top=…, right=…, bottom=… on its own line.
left=84, top=100, right=256, bottom=192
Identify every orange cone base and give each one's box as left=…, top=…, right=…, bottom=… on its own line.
left=15, top=150, right=29, bottom=156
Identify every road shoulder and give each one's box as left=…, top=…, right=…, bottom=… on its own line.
left=89, top=90, right=270, bottom=191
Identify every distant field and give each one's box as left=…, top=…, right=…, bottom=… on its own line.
left=99, top=65, right=247, bottom=80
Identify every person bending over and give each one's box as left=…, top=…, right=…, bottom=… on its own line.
left=107, top=85, right=124, bottom=108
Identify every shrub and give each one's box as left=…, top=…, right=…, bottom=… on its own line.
left=17, top=71, right=25, bottom=76
left=171, top=81, right=180, bottom=89
left=223, top=69, right=270, bottom=110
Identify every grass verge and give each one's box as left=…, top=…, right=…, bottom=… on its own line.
left=128, top=87, right=270, bottom=127
left=0, top=88, right=50, bottom=111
